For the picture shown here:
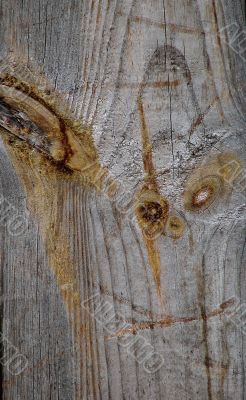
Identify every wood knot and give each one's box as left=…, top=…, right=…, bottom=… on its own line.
left=184, top=175, right=222, bottom=212
left=184, top=153, right=243, bottom=213
left=0, top=74, right=101, bottom=183
left=166, top=213, right=185, bottom=239
left=135, top=190, right=169, bottom=239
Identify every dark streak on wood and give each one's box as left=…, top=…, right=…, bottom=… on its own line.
left=137, top=96, right=156, bottom=181
left=107, top=298, right=235, bottom=338
left=0, top=0, right=245, bottom=398
left=119, top=11, right=206, bottom=35
left=200, top=255, right=213, bottom=400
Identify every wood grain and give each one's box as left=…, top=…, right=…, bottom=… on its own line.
left=0, top=0, right=245, bottom=399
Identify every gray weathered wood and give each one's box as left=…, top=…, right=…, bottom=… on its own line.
left=0, top=0, right=245, bottom=399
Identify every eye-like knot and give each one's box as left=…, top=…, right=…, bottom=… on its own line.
left=183, top=153, right=243, bottom=214
left=185, top=175, right=222, bottom=211
left=135, top=189, right=169, bottom=239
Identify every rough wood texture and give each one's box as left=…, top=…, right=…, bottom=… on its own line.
left=0, top=0, right=246, bottom=399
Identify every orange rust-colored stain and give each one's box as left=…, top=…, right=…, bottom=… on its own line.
left=136, top=96, right=169, bottom=301
left=135, top=190, right=169, bottom=238
left=188, top=94, right=222, bottom=139
left=2, top=134, right=80, bottom=311
left=0, top=69, right=109, bottom=364
left=107, top=298, right=235, bottom=338
left=137, top=96, right=156, bottom=180
left=0, top=73, right=103, bottom=184
left=143, top=235, right=162, bottom=297
left=0, top=70, right=128, bottom=382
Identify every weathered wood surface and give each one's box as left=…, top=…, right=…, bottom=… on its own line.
left=0, top=0, right=245, bottom=399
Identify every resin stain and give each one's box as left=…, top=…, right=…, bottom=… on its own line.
left=0, top=71, right=107, bottom=320
left=0, top=73, right=102, bottom=183
left=136, top=95, right=169, bottom=300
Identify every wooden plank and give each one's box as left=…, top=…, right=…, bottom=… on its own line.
left=0, top=0, right=245, bottom=399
